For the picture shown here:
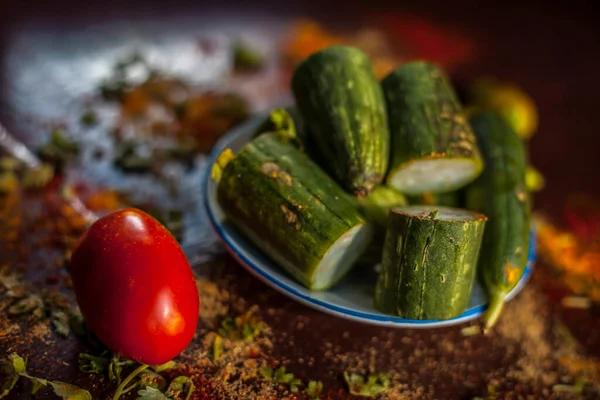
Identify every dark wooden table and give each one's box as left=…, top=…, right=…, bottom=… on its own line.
left=1, top=1, right=599, bottom=399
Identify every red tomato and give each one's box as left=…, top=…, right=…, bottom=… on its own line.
left=70, top=208, right=199, bottom=365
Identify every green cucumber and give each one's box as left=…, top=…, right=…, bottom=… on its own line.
left=407, top=191, right=463, bottom=209
left=382, top=62, right=483, bottom=195
left=357, top=186, right=408, bottom=266
left=465, top=112, right=531, bottom=332
left=214, top=132, right=372, bottom=290
left=375, top=206, right=487, bottom=320
left=359, top=186, right=408, bottom=229
left=292, top=45, right=390, bottom=197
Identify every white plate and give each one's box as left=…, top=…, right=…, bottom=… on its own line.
left=203, top=116, right=536, bottom=328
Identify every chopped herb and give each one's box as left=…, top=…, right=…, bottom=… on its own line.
left=22, top=163, right=55, bottom=189
left=8, top=294, right=44, bottom=318
left=165, top=141, right=198, bottom=169
left=304, top=380, right=323, bottom=399
left=138, top=386, right=170, bottom=400
left=100, top=81, right=128, bottom=102
left=51, top=310, right=71, bottom=337
left=0, top=157, right=21, bottom=172
left=49, top=381, right=93, bottom=400
left=100, top=52, right=149, bottom=101
left=211, top=335, right=223, bottom=361
left=114, top=52, right=146, bottom=72
left=1, top=354, right=91, bottom=400
left=138, top=370, right=167, bottom=391
left=109, top=354, right=136, bottom=385
left=114, top=142, right=153, bottom=173
left=151, top=361, right=177, bottom=373
left=166, top=376, right=195, bottom=400
left=78, top=353, right=111, bottom=374
left=561, top=296, right=591, bottom=309
left=343, top=371, right=391, bottom=397
left=69, top=313, right=87, bottom=337
left=233, top=41, right=264, bottom=72
left=0, top=171, right=18, bottom=194
left=461, top=325, right=481, bottom=337
left=260, top=366, right=302, bottom=393
left=218, top=310, right=263, bottom=341
left=80, top=110, right=99, bottom=127
left=552, top=378, right=586, bottom=394
left=0, top=267, right=22, bottom=292
left=37, top=129, right=80, bottom=169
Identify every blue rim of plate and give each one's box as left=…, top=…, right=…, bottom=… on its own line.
left=202, top=116, right=537, bottom=327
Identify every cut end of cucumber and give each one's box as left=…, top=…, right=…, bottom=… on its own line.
left=391, top=205, right=487, bottom=222
left=311, top=223, right=373, bottom=290
left=388, top=158, right=480, bottom=195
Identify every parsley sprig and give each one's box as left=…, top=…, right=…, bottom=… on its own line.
left=218, top=310, right=263, bottom=341
left=1, top=353, right=91, bottom=399
left=343, top=371, right=392, bottom=397
left=260, top=366, right=302, bottom=393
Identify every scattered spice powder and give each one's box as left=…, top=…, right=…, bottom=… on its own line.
left=535, top=212, right=600, bottom=301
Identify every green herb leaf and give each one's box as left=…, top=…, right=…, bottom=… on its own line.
left=260, top=366, right=301, bottom=392
left=1, top=354, right=90, bottom=400
left=0, top=354, right=25, bottom=398
left=49, top=381, right=92, bottom=400
left=343, top=371, right=391, bottom=397
left=52, top=311, right=71, bottom=337
left=305, top=380, right=323, bottom=399
left=259, top=366, right=273, bottom=380
left=29, top=376, right=48, bottom=394
left=166, top=376, right=194, bottom=400
left=6, top=353, right=26, bottom=374
left=78, top=353, right=110, bottom=374
left=137, top=386, right=170, bottom=400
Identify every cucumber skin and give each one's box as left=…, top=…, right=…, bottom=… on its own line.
left=292, top=46, right=390, bottom=197
left=376, top=207, right=486, bottom=320
left=382, top=62, right=482, bottom=192
left=465, top=112, right=531, bottom=329
left=217, top=133, right=368, bottom=290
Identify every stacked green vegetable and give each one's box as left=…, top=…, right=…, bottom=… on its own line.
left=214, top=45, right=533, bottom=329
